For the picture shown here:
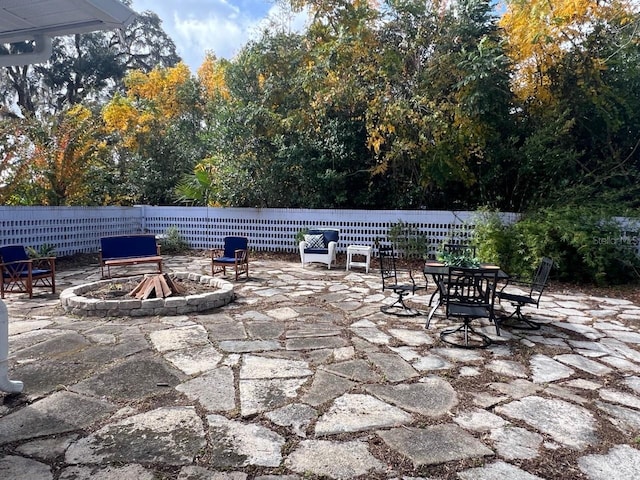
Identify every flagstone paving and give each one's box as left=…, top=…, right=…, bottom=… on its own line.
left=2, top=255, right=640, bottom=479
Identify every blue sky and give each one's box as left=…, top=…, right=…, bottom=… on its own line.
left=129, top=0, right=308, bottom=73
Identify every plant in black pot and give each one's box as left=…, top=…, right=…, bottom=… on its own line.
left=437, top=244, right=480, bottom=268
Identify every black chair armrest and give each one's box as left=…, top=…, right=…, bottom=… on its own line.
left=498, top=278, right=532, bottom=296
left=407, top=269, right=415, bottom=283
left=406, top=268, right=428, bottom=292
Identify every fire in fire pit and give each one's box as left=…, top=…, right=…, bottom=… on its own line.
left=130, top=273, right=186, bottom=299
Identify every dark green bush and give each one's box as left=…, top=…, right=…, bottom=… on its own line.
left=472, top=207, right=640, bottom=285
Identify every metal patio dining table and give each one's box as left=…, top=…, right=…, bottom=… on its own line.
left=423, top=262, right=510, bottom=327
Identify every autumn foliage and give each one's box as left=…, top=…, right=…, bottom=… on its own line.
left=0, top=105, right=107, bottom=205
left=1, top=0, right=639, bottom=211
left=102, top=62, right=192, bottom=149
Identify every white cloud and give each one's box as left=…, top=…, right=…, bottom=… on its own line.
left=173, top=14, right=248, bottom=69
left=130, top=0, right=309, bottom=73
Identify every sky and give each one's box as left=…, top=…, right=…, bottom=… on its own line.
left=129, top=0, right=308, bottom=73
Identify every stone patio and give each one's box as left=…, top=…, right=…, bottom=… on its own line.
left=1, top=254, right=640, bottom=479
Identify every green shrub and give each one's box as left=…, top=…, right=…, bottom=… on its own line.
left=295, top=227, right=309, bottom=243
left=387, top=220, right=428, bottom=259
left=26, top=243, right=56, bottom=258
left=471, top=210, right=510, bottom=266
left=472, top=207, right=640, bottom=285
left=158, top=226, right=189, bottom=254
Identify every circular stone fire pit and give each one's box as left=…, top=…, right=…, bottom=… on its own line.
left=59, top=272, right=234, bottom=317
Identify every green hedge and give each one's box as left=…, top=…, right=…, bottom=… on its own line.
left=472, top=207, right=640, bottom=285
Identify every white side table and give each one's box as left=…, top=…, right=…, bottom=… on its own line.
left=346, top=245, right=372, bottom=273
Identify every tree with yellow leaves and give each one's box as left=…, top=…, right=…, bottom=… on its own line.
left=499, top=0, right=640, bottom=210
left=500, top=0, right=637, bottom=106
left=198, top=53, right=231, bottom=102
left=0, top=105, right=110, bottom=205
left=364, top=0, right=512, bottom=207
left=102, top=62, right=206, bottom=205
left=102, top=62, right=193, bottom=149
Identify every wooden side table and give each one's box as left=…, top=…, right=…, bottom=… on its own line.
left=346, top=245, right=372, bottom=273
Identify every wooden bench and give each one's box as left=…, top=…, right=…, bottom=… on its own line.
left=99, top=234, right=163, bottom=278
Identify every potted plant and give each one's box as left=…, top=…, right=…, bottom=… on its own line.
left=436, top=245, right=480, bottom=268
left=295, top=227, right=309, bottom=243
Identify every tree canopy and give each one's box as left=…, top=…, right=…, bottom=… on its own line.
left=1, top=0, right=639, bottom=212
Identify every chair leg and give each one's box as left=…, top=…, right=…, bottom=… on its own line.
left=493, top=318, right=501, bottom=336
left=381, top=293, right=421, bottom=317
left=212, top=263, right=227, bottom=277
left=440, top=319, right=492, bottom=348
left=428, top=289, right=438, bottom=307
left=235, top=262, right=244, bottom=281
left=491, top=311, right=501, bottom=337
left=233, top=260, right=249, bottom=281
left=500, top=304, right=541, bottom=330
left=425, top=299, right=440, bottom=329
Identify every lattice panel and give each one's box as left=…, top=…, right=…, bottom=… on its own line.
left=1, top=206, right=519, bottom=258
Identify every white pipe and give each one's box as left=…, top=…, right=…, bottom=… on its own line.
left=0, top=300, right=23, bottom=394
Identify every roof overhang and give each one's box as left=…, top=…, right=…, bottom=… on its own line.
left=0, top=0, right=137, bottom=67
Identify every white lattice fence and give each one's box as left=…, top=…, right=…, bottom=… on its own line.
left=140, top=207, right=519, bottom=257
left=0, top=206, right=143, bottom=256
left=0, top=206, right=518, bottom=257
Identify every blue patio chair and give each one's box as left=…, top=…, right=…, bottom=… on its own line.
left=0, top=245, right=56, bottom=298
left=211, top=236, right=249, bottom=280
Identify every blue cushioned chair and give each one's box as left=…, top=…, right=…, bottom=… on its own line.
left=211, top=236, right=249, bottom=280
left=0, top=245, right=56, bottom=298
left=299, top=229, right=339, bottom=269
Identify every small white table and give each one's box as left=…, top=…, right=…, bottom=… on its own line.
left=346, top=245, right=372, bottom=273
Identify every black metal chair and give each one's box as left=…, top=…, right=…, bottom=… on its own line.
left=438, top=266, right=498, bottom=348
left=378, top=245, right=426, bottom=317
left=496, top=257, right=553, bottom=330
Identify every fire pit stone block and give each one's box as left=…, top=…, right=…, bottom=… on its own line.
left=60, top=273, right=234, bottom=318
